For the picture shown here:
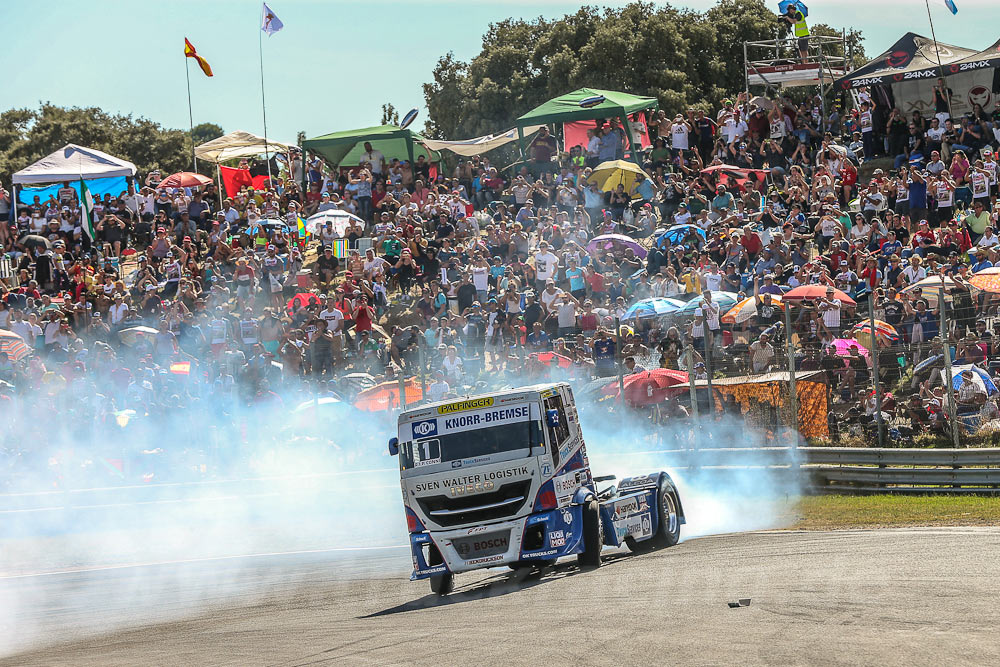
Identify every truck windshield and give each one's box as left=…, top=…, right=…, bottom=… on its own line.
left=401, top=420, right=543, bottom=470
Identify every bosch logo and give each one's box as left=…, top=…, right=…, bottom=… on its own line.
left=412, top=420, right=437, bottom=437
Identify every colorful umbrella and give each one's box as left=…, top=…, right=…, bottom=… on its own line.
left=585, top=160, right=650, bottom=196
left=602, top=368, right=689, bottom=406
left=829, top=338, right=870, bottom=359
left=783, top=285, right=857, bottom=305
left=353, top=378, right=424, bottom=412
left=902, top=275, right=972, bottom=303
left=675, top=291, right=740, bottom=316
left=585, top=233, right=648, bottom=259
left=656, top=224, right=707, bottom=247
left=722, top=295, right=784, bottom=324
left=849, top=320, right=899, bottom=349
left=621, top=297, right=685, bottom=321
left=967, top=267, right=1000, bottom=294
left=941, top=364, right=998, bottom=396
left=0, top=330, right=31, bottom=362
left=156, top=172, right=213, bottom=189
left=117, top=326, right=160, bottom=347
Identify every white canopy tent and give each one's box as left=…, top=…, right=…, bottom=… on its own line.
left=194, top=130, right=294, bottom=163
left=12, top=143, right=137, bottom=184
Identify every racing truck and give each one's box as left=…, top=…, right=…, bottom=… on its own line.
left=388, top=382, right=685, bottom=594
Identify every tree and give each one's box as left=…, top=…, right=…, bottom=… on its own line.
left=0, top=103, right=193, bottom=183
left=423, top=0, right=859, bottom=140
left=191, top=122, right=224, bottom=147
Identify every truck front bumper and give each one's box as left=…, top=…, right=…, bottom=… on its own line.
left=409, top=505, right=584, bottom=579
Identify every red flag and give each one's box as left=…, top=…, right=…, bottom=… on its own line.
left=220, top=166, right=271, bottom=196
left=184, top=38, right=213, bottom=77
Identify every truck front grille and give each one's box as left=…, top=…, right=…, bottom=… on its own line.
left=416, top=480, right=531, bottom=527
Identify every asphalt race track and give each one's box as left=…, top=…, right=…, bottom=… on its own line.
left=2, top=527, right=999, bottom=666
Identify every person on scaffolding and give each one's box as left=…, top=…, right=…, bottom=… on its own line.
left=781, top=1, right=810, bottom=64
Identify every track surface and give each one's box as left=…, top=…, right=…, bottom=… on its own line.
left=3, top=527, right=999, bottom=666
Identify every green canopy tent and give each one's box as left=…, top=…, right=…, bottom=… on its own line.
left=302, top=124, right=440, bottom=172
left=514, top=88, right=659, bottom=166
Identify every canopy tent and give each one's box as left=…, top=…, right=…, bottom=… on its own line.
left=302, top=124, right=440, bottom=169
left=514, top=88, right=659, bottom=165
left=420, top=125, right=544, bottom=157
left=12, top=143, right=136, bottom=185
left=833, top=33, right=996, bottom=119
left=194, top=130, right=294, bottom=163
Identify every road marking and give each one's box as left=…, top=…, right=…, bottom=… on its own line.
left=0, top=544, right=409, bottom=581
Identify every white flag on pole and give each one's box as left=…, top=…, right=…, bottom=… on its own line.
left=261, top=3, right=284, bottom=36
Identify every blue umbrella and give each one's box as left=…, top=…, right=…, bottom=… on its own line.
left=943, top=364, right=998, bottom=396
left=778, top=0, right=808, bottom=17
left=621, top=298, right=686, bottom=321
left=675, top=291, right=740, bottom=316
left=657, top=225, right=706, bottom=247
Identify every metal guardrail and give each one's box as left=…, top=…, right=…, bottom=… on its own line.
left=623, top=446, right=1000, bottom=494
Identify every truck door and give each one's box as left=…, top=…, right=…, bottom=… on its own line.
left=543, top=394, right=570, bottom=466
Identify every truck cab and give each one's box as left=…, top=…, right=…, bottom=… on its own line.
left=390, top=382, right=684, bottom=594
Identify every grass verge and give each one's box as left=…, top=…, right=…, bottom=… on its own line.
left=791, top=494, right=1000, bottom=530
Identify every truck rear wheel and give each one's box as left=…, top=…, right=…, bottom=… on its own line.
left=427, top=544, right=453, bottom=595
left=577, top=499, right=603, bottom=568
left=648, top=479, right=681, bottom=549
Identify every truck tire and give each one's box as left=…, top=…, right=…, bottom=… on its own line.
left=648, top=479, right=681, bottom=549
left=577, top=499, right=603, bottom=568
left=427, top=544, right=453, bottom=595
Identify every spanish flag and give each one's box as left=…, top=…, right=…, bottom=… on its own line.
left=184, top=38, right=213, bottom=77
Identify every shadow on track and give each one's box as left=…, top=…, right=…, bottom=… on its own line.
left=361, top=552, right=634, bottom=618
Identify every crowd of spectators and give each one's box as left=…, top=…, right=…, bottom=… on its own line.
left=3, top=87, right=1000, bottom=485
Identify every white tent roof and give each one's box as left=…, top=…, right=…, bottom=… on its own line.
left=195, top=130, right=294, bottom=163
left=12, top=143, right=137, bottom=185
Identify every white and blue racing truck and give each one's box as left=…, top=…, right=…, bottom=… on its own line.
left=388, top=382, right=685, bottom=594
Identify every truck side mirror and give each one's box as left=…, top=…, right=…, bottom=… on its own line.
left=388, top=437, right=399, bottom=456
left=545, top=409, right=560, bottom=428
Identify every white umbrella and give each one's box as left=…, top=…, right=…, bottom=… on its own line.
left=306, top=210, right=364, bottom=236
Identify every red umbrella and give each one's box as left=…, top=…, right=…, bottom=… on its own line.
left=602, top=368, right=689, bottom=406
left=0, top=330, right=31, bottom=362
left=353, top=378, right=424, bottom=412
left=783, top=285, right=856, bottom=306
left=534, top=352, right=573, bottom=369
left=157, top=172, right=213, bottom=189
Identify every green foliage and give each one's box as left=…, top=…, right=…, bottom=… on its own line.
left=0, top=103, right=202, bottom=182
left=423, top=0, right=864, bottom=141
left=381, top=103, right=400, bottom=127
left=191, top=122, right=224, bottom=147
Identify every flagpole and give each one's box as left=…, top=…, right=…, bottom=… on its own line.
left=185, top=57, right=198, bottom=172
left=924, top=0, right=955, bottom=121
left=258, top=25, right=273, bottom=189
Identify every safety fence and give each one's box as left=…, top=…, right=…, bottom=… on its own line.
left=619, top=446, right=1000, bottom=494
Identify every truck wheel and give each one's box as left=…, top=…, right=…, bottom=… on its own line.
left=648, top=479, right=681, bottom=549
left=427, top=544, right=453, bottom=595
left=577, top=499, right=603, bottom=569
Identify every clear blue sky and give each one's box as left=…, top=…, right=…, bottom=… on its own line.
left=5, top=0, right=996, bottom=141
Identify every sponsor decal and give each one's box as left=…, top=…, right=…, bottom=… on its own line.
left=549, top=530, right=566, bottom=547
left=441, top=405, right=529, bottom=430
left=414, top=465, right=530, bottom=496
left=414, top=456, right=441, bottom=468
left=451, top=461, right=463, bottom=468
left=437, top=397, right=494, bottom=414
left=561, top=510, right=573, bottom=525
left=467, top=525, right=489, bottom=535
left=523, top=549, right=558, bottom=557
left=885, top=49, right=912, bottom=69
left=540, top=462, right=552, bottom=478
left=553, top=469, right=585, bottom=505
left=466, top=554, right=506, bottom=565
left=614, top=497, right=640, bottom=519
left=411, top=419, right=437, bottom=437
left=969, top=85, right=992, bottom=109
left=420, top=564, right=448, bottom=575
left=451, top=480, right=495, bottom=496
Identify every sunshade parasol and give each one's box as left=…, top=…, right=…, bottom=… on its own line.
left=622, top=298, right=685, bottom=321
left=941, top=364, right=998, bottom=396
left=305, top=210, right=364, bottom=236
left=586, top=233, right=647, bottom=259
left=722, top=295, right=784, bottom=324
left=784, top=285, right=856, bottom=305
left=156, top=172, right=213, bottom=189
left=353, top=378, right=424, bottom=411
left=675, top=292, right=740, bottom=316
left=967, top=266, right=1000, bottom=294
left=656, top=224, right=707, bottom=247
left=602, top=368, right=689, bottom=406
left=585, top=160, right=651, bottom=195
left=117, top=326, right=160, bottom=346
left=0, top=330, right=31, bottom=362
left=829, top=338, right=870, bottom=359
